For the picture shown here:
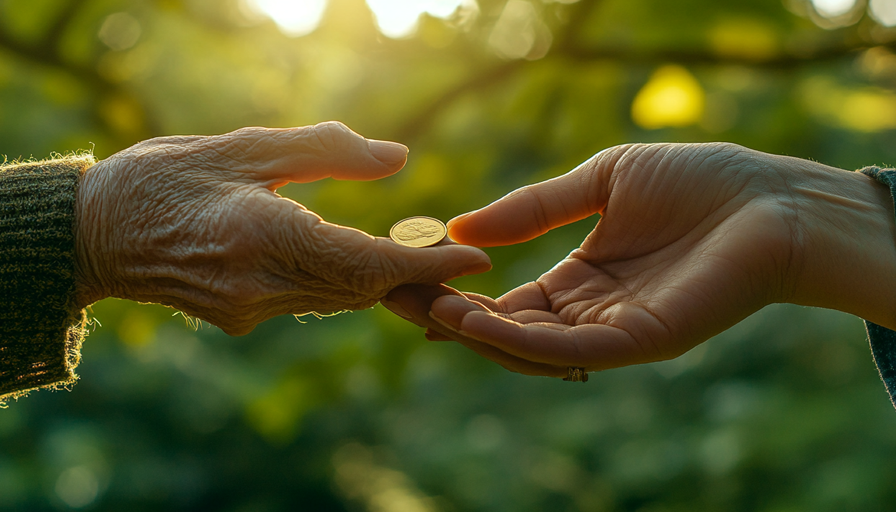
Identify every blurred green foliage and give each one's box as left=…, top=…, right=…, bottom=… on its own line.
left=1, top=0, right=896, bottom=510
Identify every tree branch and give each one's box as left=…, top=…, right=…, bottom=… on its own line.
left=0, top=6, right=113, bottom=93
left=552, top=0, right=603, bottom=53
left=397, top=34, right=890, bottom=140
left=0, top=3, right=162, bottom=148
left=395, top=60, right=525, bottom=141
left=41, top=0, right=93, bottom=54
left=562, top=41, right=874, bottom=68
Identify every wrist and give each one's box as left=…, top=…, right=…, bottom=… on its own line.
left=783, top=156, right=896, bottom=328
left=74, top=164, right=109, bottom=309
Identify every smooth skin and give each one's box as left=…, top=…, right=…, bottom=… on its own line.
left=74, top=122, right=491, bottom=336
left=383, top=143, right=896, bottom=378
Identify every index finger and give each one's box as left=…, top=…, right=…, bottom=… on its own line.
left=209, top=122, right=410, bottom=188
left=447, top=145, right=637, bottom=247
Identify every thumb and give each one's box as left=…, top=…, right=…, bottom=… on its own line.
left=375, top=240, right=493, bottom=286
left=215, top=122, right=409, bottom=188
left=446, top=146, right=628, bottom=247
left=295, top=217, right=492, bottom=292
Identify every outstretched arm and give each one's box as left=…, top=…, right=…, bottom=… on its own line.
left=384, top=143, right=896, bottom=376
left=1, top=122, right=492, bottom=402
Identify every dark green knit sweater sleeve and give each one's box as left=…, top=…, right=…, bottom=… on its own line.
left=859, top=166, right=896, bottom=410
left=0, top=156, right=94, bottom=404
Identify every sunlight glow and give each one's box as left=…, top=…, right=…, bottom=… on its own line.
left=244, top=0, right=328, bottom=37
left=488, top=0, right=538, bottom=59
left=870, top=0, right=896, bottom=26
left=333, top=443, right=438, bottom=512
left=366, top=0, right=477, bottom=38
left=810, top=0, right=857, bottom=18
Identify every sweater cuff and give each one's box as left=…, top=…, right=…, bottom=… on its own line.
left=0, top=156, right=95, bottom=403
left=858, top=166, right=896, bottom=410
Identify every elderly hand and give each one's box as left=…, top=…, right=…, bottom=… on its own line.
left=384, top=143, right=896, bottom=377
left=74, top=122, right=491, bottom=335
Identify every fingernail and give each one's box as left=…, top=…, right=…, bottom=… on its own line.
left=447, top=212, right=472, bottom=229
left=368, top=140, right=409, bottom=165
left=424, top=329, right=449, bottom=342
left=429, top=311, right=461, bottom=331
left=381, top=299, right=411, bottom=319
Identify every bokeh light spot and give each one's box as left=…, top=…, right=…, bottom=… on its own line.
left=840, top=89, right=896, bottom=130
left=333, top=443, right=438, bottom=512
left=244, top=0, right=328, bottom=37
left=811, top=0, right=857, bottom=17
left=366, top=0, right=477, bottom=39
left=246, top=376, right=313, bottom=444
left=367, top=0, right=422, bottom=38
left=55, top=466, right=99, bottom=508
left=98, top=13, right=142, bottom=51
left=631, top=65, right=705, bottom=129
left=870, top=0, right=896, bottom=26
left=488, top=0, right=538, bottom=59
left=117, top=309, right=156, bottom=347
left=99, top=95, right=145, bottom=137
left=799, top=76, right=896, bottom=131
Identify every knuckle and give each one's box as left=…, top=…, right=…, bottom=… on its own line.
left=588, top=143, right=637, bottom=168
left=710, top=141, right=745, bottom=154
left=311, top=121, right=356, bottom=152
left=583, top=144, right=643, bottom=189
left=229, top=126, right=268, bottom=139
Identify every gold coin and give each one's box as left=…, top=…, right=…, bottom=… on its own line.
left=389, top=216, right=447, bottom=248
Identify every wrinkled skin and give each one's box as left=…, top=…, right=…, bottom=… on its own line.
left=75, top=122, right=491, bottom=336
left=384, top=143, right=896, bottom=377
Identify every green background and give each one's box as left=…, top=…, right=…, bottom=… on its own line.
left=1, top=0, right=895, bottom=510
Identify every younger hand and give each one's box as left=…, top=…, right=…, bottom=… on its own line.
left=385, top=143, right=893, bottom=376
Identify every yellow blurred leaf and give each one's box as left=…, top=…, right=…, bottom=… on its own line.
left=631, top=65, right=705, bottom=129
left=245, top=376, right=316, bottom=444
left=117, top=309, right=157, bottom=348
left=708, top=18, right=778, bottom=61
left=799, top=76, right=896, bottom=132
left=99, top=95, right=145, bottom=137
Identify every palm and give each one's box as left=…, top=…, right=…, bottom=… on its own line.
left=545, top=143, right=793, bottom=358
left=387, top=143, right=796, bottom=376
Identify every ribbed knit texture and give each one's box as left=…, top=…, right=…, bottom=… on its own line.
left=0, top=156, right=93, bottom=404
left=859, top=166, right=896, bottom=410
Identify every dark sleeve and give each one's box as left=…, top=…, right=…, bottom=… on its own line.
left=858, top=166, right=896, bottom=409
left=0, top=157, right=94, bottom=404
